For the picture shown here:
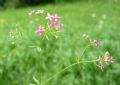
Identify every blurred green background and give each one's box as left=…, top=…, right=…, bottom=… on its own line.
left=0, top=0, right=120, bottom=85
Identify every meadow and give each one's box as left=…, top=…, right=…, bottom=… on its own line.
left=0, top=0, right=120, bottom=85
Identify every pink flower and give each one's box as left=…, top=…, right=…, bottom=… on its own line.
left=54, top=14, right=61, bottom=22
left=46, top=13, right=63, bottom=30
left=45, top=13, right=54, bottom=21
left=105, top=56, right=111, bottom=64
left=97, top=51, right=115, bottom=71
left=98, top=56, right=104, bottom=71
left=36, top=26, right=45, bottom=36
left=104, top=51, right=115, bottom=64
left=50, top=21, right=56, bottom=29
left=46, top=13, right=61, bottom=22
left=58, top=23, right=63, bottom=29
left=91, top=40, right=100, bottom=48
left=105, top=51, right=111, bottom=64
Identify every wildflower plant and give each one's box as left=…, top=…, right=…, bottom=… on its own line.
left=28, top=10, right=63, bottom=40
left=32, top=28, right=115, bottom=85
left=29, top=33, right=115, bottom=85
left=8, top=10, right=115, bottom=85
left=9, top=10, right=63, bottom=50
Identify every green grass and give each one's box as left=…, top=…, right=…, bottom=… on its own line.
left=0, top=1, right=120, bottom=85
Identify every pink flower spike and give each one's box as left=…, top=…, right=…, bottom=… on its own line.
left=54, top=14, right=61, bottom=21
left=105, top=56, right=111, bottom=64
left=45, top=13, right=54, bottom=21
left=104, top=51, right=115, bottom=64
left=58, top=23, right=63, bottom=29
left=98, top=56, right=104, bottom=71
left=105, top=51, right=111, bottom=64
left=36, top=26, right=45, bottom=36
left=46, top=13, right=61, bottom=22
left=92, top=40, right=100, bottom=48
left=50, top=21, right=56, bottom=29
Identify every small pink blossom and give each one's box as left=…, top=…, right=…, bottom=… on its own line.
left=58, top=23, right=63, bottom=29
left=97, top=51, right=115, bottom=71
left=45, top=13, right=54, bottom=21
left=98, top=56, right=104, bottom=71
left=46, top=13, right=63, bottom=30
left=91, top=40, right=100, bottom=48
left=104, top=51, right=115, bottom=64
left=50, top=21, right=56, bottom=29
left=46, top=13, right=61, bottom=22
left=36, top=26, right=45, bottom=36
left=54, top=14, right=61, bottom=22
left=105, top=56, right=111, bottom=64
left=105, top=51, right=111, bottom=64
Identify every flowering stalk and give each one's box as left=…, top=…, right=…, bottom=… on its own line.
left=76, top=45, right=89, bottom=63
left=8, top=10, right=115, bottom=85
left=10, top=10, right=116, bottom=84
left=37, top=46, right=96, bottom=85
left=39, top=60, right=98, bottom=85
left=82, top=34, right=115, bottom=71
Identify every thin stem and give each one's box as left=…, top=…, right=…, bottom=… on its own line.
left=39, top=50, right=42, bottom=84
left=40, top=46, right=91, bottom=85
left=39, top=59, right=98, bottom=85
left=77, top=45, right=89, bottom=62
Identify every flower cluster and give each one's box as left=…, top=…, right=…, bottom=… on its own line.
left=98, top=51, right=115, bottom=71
left=45, top=13, right=63, bottom=30
left=104, top=51, right=115, bottom=64
left=35, top=26, right=45, bottom=36
left=29, top=10, right=63, bottom=37
left=83, top=34, right=115, bottom=71
left=83, top=34, right=100, bottom=48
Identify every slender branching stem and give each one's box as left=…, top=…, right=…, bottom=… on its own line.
left=39, top=46, right=97, bottom=85
left=39, top=60, right=98, bottom=85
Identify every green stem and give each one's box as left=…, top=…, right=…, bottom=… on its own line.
left=39, top=46, right=91, bottom=85
left=77, top=46, right=89, bottom=62
left=39, top=60, right=98, bottom=85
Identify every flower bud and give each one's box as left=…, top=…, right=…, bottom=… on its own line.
left=111, top=57, right=115, bottom=64
left=98, top=56, right=104, bottom=71
left=35, top=26, right=45, bottom=36
left=92, top=40, right=100, bottom=48
left=83, top=34, right=90, bottom=40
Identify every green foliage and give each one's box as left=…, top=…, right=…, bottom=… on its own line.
left=0, top=0, right=5, bottom=7
left=0, top=0, right=120, bottom=85
left=5, top=0, right=22, bottom=8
